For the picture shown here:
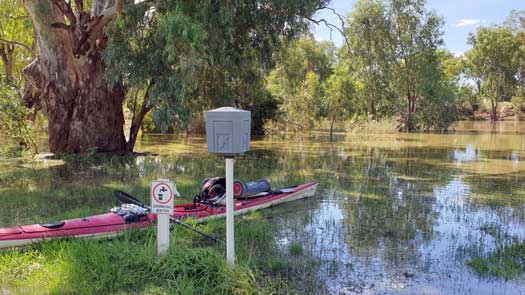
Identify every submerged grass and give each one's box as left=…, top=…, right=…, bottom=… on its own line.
left=288, top=241, right=303, bottom=256
left=466, top=223, right=525, bottom=280
left=467, top=240, right=525, bottom=280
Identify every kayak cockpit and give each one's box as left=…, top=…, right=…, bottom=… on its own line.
left=18, top=213, right=127, bottom=233
left=39, top=221, right=66, bottom=229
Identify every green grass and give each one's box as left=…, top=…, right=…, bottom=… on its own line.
left=467, top=240, right=525, bottom=280
left=0, top=216, right=270, bottom=294
left=288, top=242, right=303, bottom=256
left=0, top=211, right=324, bottom=294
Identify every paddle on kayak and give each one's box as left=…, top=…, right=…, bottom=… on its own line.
left=113, top=190, right=222, bottom=243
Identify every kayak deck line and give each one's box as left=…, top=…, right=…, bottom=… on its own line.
left=0, top=182, right=319, bottom=249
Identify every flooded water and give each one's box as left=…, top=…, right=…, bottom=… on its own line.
left=1, top=121, right=525, bottom=294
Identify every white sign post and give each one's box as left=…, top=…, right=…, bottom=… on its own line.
left=151, top=179, right=175, bottom=256
left=225, top=157, right=234, bottom=265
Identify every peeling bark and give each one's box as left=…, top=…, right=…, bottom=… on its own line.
left=23, top=0, right=126, bottom=153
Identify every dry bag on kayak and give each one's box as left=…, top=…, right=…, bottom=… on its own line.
left=238, top=179, right=272, bottom=198
left=196, top=177, right=272, bottom=205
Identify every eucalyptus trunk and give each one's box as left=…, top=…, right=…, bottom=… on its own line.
left=329, top=115, right=336, bottom=142
left=490, top=99, right=498, bottom=121
left=0, top=44, right=14, bottom=84
left=23, top=0, right=127, bottom=153
left=405, top=93, right=417, bottom=131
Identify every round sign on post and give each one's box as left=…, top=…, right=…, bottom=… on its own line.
left=151, top=181, right=175, bottom=212
left=151, top=179, right=175, bottom=256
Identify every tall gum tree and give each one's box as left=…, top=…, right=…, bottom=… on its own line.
left=386, top=0, right=445, bottom=131
left=342, top=0, right=453, bottom=131
left=23, top=0, right=126, bottom=153
left=345, top=0, right=393, bottom=118
left=22, top=0, right=328, bottom=154
left=466, top=27, right=519, bottom=121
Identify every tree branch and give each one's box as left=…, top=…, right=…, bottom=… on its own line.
left=49, top=0, right=122, bottom=57
left=139, top=80, right=155, bottom=114
left=74, top=0, right=84, bottom=13
left=127, top=80, right=155, bottom=152
left=52, top=0, right=77, bottom=29
left=50, top=22, right=71, bottom=31
left=0, top=14, right=30, bottom=20
left=0, top=44, right=7, bottom=65
left=80, top=0, right=121, bottom=55
left=0, top=37, right=35, bottom=55
left=23, top=58, right=45, bottom=92
left=307, top=6, right=351, bottom=49
left=90, top=0, right=122, bottom=32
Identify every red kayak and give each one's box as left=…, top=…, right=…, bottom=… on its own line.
left=0, top=182, right=318, bottom=249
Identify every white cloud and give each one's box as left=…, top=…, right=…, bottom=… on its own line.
left=455, top=19, right=481, bottom=28
left=311, top=28, right=325, bottom=42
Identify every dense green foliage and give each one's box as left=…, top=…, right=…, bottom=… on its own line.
left=464, top=11, right=525, bottom=120
left=266, top=37, right=336, bottom=130
left=268, top=0, right=459, bottom=133
left=345, top=0, right=393, bottom=118
left=0, top=0, right=33, bottom=87
left=344, top=0, right=459, bottom=131
left=265, top=2, right=525, bottom=131
left=466, top=27, right=521, bottom=120
left=0, top=0, right=37, bottom=154
left=104, top=0, right=327, bottom=134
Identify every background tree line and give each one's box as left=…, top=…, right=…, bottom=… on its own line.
left=0, top=0, right=524, bottom=154
left=268, top=1, right=525, bottom=134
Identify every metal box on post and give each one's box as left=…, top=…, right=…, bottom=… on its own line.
left=205, top=107, right=251, bottom=155
left=205, top=106, right=251, bottom=266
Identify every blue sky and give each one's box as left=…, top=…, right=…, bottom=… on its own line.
left=311, top=0, right=525, bottom=55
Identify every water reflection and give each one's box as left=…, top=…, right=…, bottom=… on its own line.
left=1, top=121, right=525, bottom=293
left=453, top=144, right=480, bottom=165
